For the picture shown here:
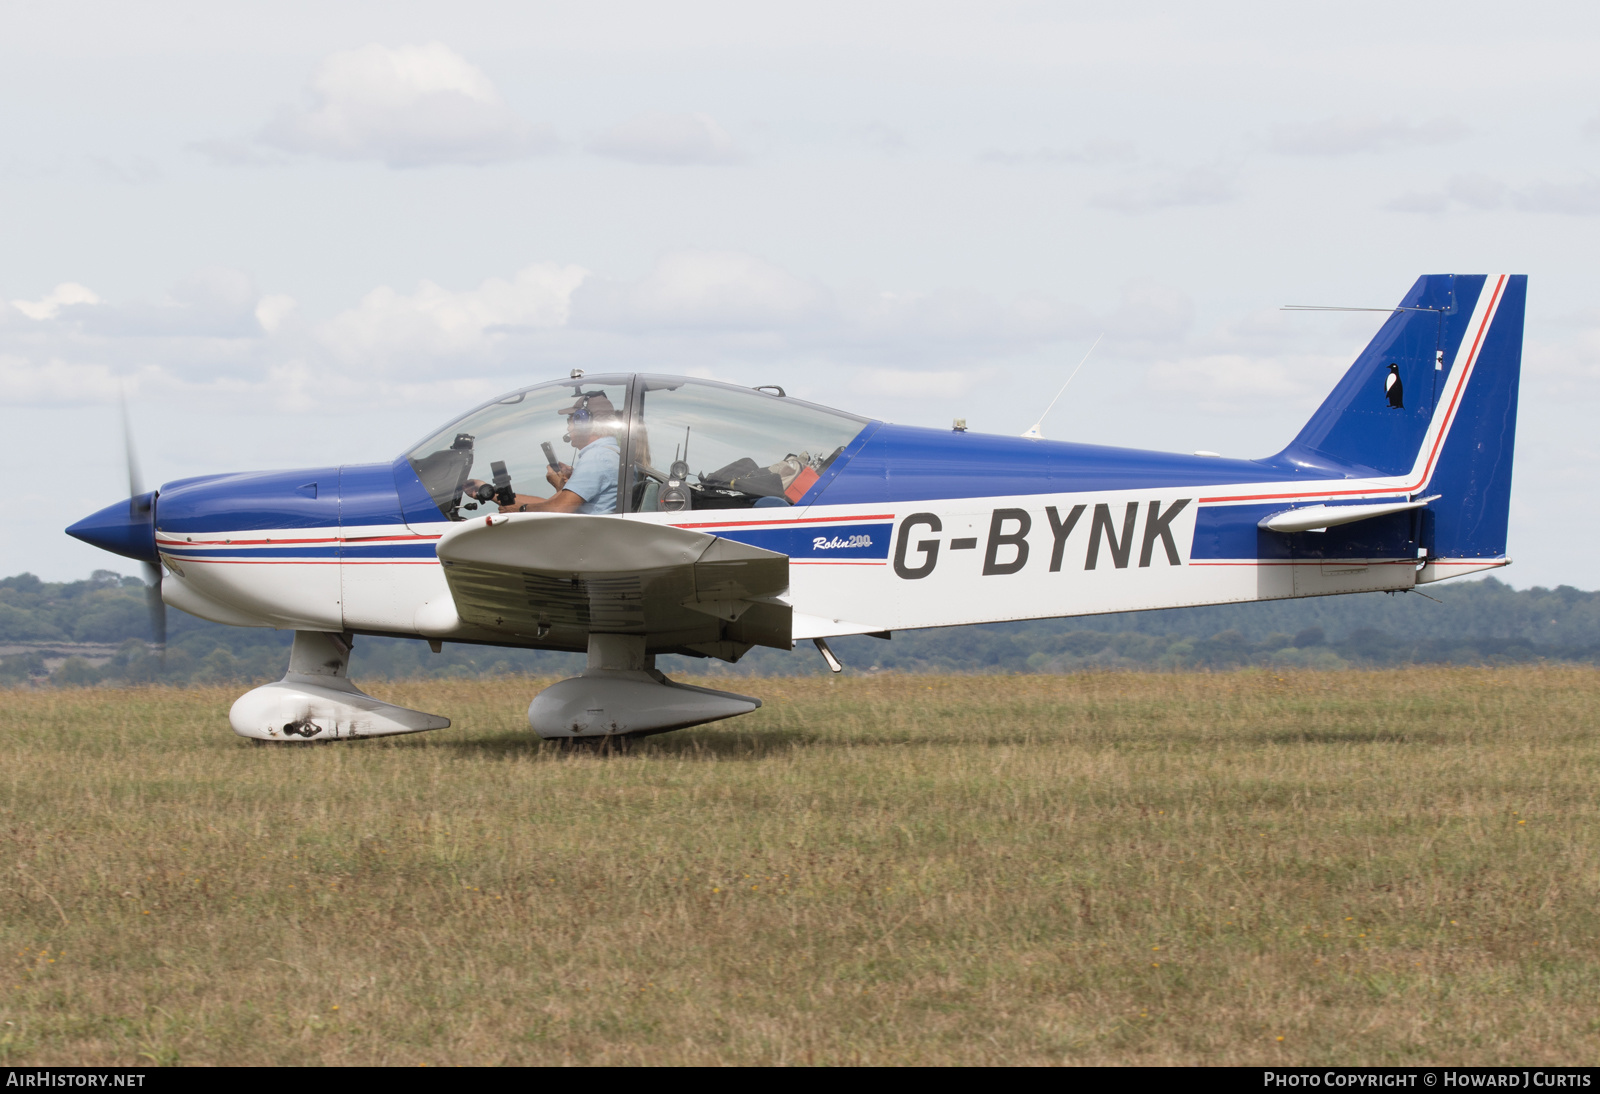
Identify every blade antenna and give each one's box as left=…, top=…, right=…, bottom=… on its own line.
left=1023, top=333, right=1102, bottom=440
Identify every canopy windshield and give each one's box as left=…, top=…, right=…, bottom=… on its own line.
left=406, top=374, right=868, bottom=520
left=406, top=375, right=630, bottom=520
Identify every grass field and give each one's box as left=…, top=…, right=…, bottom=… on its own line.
left=2, top=667, right=1598, bottom=1066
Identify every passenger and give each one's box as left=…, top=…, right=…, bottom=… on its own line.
left=466, top=393, right=621, bottom=514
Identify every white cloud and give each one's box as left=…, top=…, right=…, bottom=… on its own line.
left=1267, top=115, right=1467, bottom=156
left=254, top=295, right=297, bottom=334
left=560, top=250, right=1159, bottom=364
left=572, top=250, right=822, bottom=329
left=257, top=43, right=556, bottom=168
left=1133, top=300, right=1393, bottom=421
left=1146, top=352, right=1336, bottom=414
left=0, top=271, right=309, bottom=408
left=0, top=259, right=1209, bottom=424
left=11, top=283, right=101, bottom=320
left=0, top=256, right=1177, bottom=417
left=56, top=268, right=265, bottom=338
left=0, top=355, right=163, bottom=406
left=1089, top=165, right=1235, bottom=213
left=248, top=358, right=518, bottom=417
left=316, top=262, right=589, bottom=367
left=588, top=112, right=745, bottom=165
left=847, top=366, right=993, bottom=402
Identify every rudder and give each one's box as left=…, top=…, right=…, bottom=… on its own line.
left=1419, top=274, right=1525, bottom=575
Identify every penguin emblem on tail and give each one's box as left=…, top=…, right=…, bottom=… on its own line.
left=1384, top=362, right=1404, bottom=408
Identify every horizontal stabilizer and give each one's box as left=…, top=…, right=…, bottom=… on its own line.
left=1258, top=495, right=1438, bottom=534
left=434, top=514, right=792, bottom=656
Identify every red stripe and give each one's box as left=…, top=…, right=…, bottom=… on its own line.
left=789, top=560, right=887, bottom=566
left=169, top=558, right=439, bottom=566
left=343, top=534, right=441, bottom=543
left=156, top=533, right=440, bottom=547
left=1189, top=559, right=1420, bottom=568
left=159, top=535, right=335, bottom=546
left=326, top=560, right=438, bottom=566
left=670, top=513, right=894, bottom=530
left=167, top=559, right=341, bottom=566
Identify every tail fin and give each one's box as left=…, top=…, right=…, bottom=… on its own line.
left=1274, top=273, right=1525, bottom=571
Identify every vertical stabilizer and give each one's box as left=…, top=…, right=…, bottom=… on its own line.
left=1277, top=275, right=1490, bottom=477
left=1272, top=274, right=1524, bottom=581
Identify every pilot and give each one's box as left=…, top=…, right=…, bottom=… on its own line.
left=466, top=393, right=621, bottom=514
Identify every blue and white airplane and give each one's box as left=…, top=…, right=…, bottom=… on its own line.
left=67, top=273, right=1524, bottom=743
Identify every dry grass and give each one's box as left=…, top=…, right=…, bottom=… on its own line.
left=2, top=667, right=1599, bottom=1065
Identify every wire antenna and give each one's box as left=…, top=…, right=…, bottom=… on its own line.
left=1281, top=305, right=1439, bottom=313
left=1023, top=334, right=1102, bottom=440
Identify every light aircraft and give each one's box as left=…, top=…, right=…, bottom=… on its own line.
left=67, top=273, right=1524, bottom=743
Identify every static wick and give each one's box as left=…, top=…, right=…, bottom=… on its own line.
left=1023, top=333, right=1103, bottom=440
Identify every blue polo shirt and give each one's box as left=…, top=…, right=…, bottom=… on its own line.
left=565, top=435, right=620, bottom=514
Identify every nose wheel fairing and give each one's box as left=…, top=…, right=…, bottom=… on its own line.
left=228, top=631, right=450, bottom=742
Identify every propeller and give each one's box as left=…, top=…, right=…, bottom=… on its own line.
left=121, top=394, right=166, bottom=657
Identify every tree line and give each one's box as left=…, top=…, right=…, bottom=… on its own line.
left=2, top=569, right=1597, bottom=687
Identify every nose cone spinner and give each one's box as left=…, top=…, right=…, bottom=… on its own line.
left=66, top=491, right=159, bottom=564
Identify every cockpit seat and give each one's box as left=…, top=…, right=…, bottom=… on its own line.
left=703, top=457, right=785, bottom=499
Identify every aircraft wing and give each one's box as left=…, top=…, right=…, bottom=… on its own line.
left=434, top=513, right=791, bottom=659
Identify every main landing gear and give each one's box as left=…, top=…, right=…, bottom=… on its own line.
left=229, top=631, right=762, bottom=744
left=526, top=633, right=760, bottom=742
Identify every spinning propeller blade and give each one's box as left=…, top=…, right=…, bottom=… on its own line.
left=121, top=393, right=166, bottom=657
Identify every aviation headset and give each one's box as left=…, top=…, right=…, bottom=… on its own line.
left=562, top=393, right=599, bottom=444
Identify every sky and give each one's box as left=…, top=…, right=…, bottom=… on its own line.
left=3, top=0, right=1597, bottom=588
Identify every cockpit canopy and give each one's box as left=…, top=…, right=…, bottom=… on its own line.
left=405, top=374, right=870, bottom=520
